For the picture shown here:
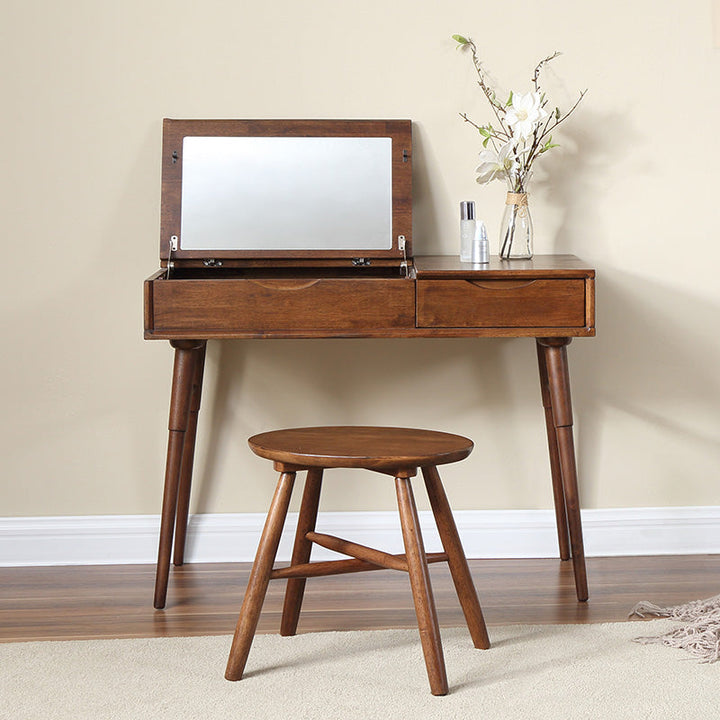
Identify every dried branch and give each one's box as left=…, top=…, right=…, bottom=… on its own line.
left=460, top=37, right=512, bottom=138
left=458, top=112, right=483, bottom=132
left=533, top=51, right=561, bottom=91
left=536, top=89, right=587, bottom=144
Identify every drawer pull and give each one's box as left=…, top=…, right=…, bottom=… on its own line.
left=250, top=279, right=322, bottom=291
left=467, top=279, right=538, bottom=290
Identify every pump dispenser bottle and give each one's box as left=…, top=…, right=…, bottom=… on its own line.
left=473, top=220, right=489, bottom=264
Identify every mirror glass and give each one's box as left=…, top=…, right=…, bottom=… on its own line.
left=179, top=136, right=393, bottom=251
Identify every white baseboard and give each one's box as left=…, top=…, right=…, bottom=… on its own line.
left=1, top=507, right=720, bottom=567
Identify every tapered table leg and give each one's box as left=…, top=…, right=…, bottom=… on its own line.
left=173, top=342, right=207, bottom=566
left=536, top=341, right=571, bottom=560
left=154, top=339, right=204, bottom=609
left=537, top=337, right=588, bottom=602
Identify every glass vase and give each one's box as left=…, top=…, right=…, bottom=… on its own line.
left=499, top=191, right=533, bottom=259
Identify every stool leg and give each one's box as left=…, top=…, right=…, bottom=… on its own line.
left=395, top=476, right=448, bottom=696
left=281, top=467, right=324, bottom=636
left=422, top=466, right=490, bottom=650
left=225, top=471, right=296, bottom=681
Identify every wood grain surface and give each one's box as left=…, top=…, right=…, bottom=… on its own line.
left=2, top=555, right=718, bottom=643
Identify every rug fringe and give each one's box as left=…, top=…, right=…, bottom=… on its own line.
left=630, top=594, right=720, bottom=663
left=629, top=600, right=670, bottom=618
left=630, top=593, right=720, bottom=622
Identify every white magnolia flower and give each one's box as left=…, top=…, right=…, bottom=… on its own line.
left=475, top=141, right=518, bottom=184
left=505, top=91, right=548, bottom=140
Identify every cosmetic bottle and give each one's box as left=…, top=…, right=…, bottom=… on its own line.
left=472, top=220, right=489, bottom=264
left=460, top=201, right=476, bottom=262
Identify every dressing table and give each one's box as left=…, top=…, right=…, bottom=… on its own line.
left=144, top=119, right=595, bottom=609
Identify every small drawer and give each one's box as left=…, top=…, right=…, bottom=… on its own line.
left=416, top=278, right=586, bottom=328
left=148, top=277, right=415, bottom=336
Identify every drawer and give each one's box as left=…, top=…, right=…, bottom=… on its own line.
left=147, top=276, right=415, bottom=336
left=416, top=278, right=586, bottom=328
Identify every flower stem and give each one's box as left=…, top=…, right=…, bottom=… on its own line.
left=532, top=51, right=561, bottom=91
left=464, top=37, right=513, bottom=138
left=500, top=204, right=517, bottom=257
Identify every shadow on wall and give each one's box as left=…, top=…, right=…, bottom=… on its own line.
left=189, top=335, right=535, bottom=515
left=571, top=270, right=720, bottom=505
left=530, top=108, right=720, bottom=505
left=535, top=108, right=644, bottom=256
left=411, top=123, right=445, bottom=256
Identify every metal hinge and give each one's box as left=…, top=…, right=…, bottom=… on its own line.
left=166, top=235, right=179, bottom=279
left=398, top=235, right=409, bottom=277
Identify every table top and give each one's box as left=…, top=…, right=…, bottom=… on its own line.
left=413, top=254, right=595, bottom=278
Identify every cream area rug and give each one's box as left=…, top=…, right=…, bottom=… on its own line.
left=2, top=621, right=718, bottom=720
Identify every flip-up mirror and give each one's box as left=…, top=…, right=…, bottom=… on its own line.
left=160, top=119, right=412, bottom=264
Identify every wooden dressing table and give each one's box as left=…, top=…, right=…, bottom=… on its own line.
left=143, top=119, right=595, bottom=609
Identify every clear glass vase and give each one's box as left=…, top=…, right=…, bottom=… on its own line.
left=499, top=191, right=533, bottom=259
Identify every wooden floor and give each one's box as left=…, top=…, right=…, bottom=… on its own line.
left=2, top=555, right=719, bottom=643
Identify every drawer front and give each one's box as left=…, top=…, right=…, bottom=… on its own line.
left=149, top=277, right=415, bottom=335
left=416, top=278, right=586, bottom=328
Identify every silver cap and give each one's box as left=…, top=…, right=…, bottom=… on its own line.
left=460, top=200, right=475, bottom=220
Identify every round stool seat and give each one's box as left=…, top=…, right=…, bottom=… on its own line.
left=248, top=426, right=473, bottom=472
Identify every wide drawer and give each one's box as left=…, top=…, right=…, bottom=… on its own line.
left=416, top=278, right=587, bottom=328
left=147, top=276, right=415, bottom=336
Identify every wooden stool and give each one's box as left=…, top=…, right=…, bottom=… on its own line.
left=224, top=426, right=490, bottom=696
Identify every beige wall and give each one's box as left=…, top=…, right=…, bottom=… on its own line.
left=1, top=0, right=719, bottom=517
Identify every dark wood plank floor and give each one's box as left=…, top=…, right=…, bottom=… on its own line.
left=2, top=555, right=719, bottom=643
